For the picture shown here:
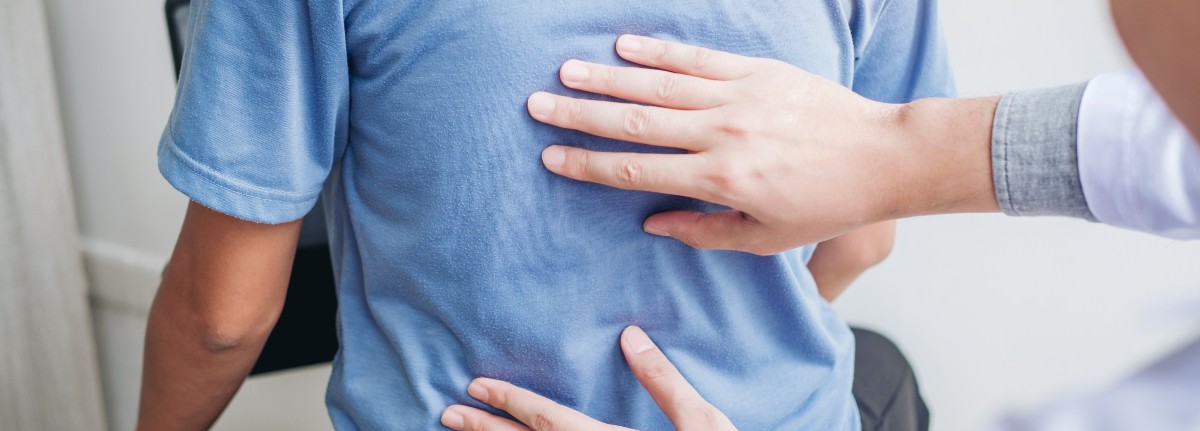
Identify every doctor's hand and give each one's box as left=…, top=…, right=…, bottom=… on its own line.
left=529, top=35, right=1001, bottom=255
left=439, top=326, right=737, bottom=431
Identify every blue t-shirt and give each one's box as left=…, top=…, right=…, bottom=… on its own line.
left=159, top=1, right=953, bottom=429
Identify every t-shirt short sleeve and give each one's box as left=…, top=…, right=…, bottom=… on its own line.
left=158, top=0, right=349, bottom=224
left=849, top=0, right=956, bottom=102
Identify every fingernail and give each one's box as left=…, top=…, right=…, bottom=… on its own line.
left=643, top=221, right=670, bottom=237
left=541, top=146, right=566, bottom=169
left=441, top=409, right=465, bottom=430
left=616, top=35, right=642, bottom=55
left=527, top=92, right=556, bottom=119
left=560, top=60, right=590, bottom=86
left=467, top=380, right=490, bottom=403
left=623, top=326, right=655, bottom=354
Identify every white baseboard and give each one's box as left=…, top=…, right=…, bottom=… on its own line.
left=81, top=238, right=166, bottom=316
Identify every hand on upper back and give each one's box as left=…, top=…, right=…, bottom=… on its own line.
left=440, top=326, right=737, bottom=431
left=528, top=34, right=911, bottom=255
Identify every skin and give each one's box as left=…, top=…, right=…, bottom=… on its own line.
left=809, top=221, right=895, bottom=301
left=136, top=202, right=301, bottom=430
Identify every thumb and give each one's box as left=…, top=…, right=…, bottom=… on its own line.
left=643, top=210, right=763, bottom=254
left=620, top=327, right=716, bottom=426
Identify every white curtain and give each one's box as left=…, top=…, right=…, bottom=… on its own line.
left=0, top=0, right=107, bottom=429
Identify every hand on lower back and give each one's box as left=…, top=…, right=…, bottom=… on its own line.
left=440, top=327, right=737, bottom=431
left=527, top=34, right=923, bottom=255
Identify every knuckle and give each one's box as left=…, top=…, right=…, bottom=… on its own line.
left=692, top=47, right=713, bottom=71
left=616, top=157, right=643, bottom=188
left=707, top=159, right=740, bottom=189
left=736, top=228, right=778, bottom=256
left=460, top=412, right=489, bottom=431
left=601, top=67, right=620, bottom=90
left=563, top=99, right=585, bottom=124
left=530, top=406, right=560, bottom=431
left=652, top=41, right=671, bottom=61
left=679, top=232, right=707, bottom=250
left=640, top=355, right=680, bottom=382
left=705, top=161, right=760, bottom=204
left=489, top=388, right=512, bottom=411
left=568, top=148, right=591, bottom=177
left=716, top=114, right=755, bottom=140
left=654, top=74, right=680, bottom=103
left=670, top=212, right=710, bottom=250
left=483, top=399, right=507, bottom=416
left=622, top=107, right=651, bottom=138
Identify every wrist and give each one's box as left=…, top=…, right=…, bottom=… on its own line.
left=884, top=97, right=1002, bottom=219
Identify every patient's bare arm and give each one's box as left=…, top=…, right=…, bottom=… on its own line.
left=808, top=221, right=896, bottom=301
left=136, top=201, right=301, bottom=431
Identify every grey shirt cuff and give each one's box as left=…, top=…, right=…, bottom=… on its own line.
left=992, top=83, right=1097, bottom=221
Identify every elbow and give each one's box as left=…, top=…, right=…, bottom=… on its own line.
left=146, top=288, right=282, bottom=355
left=861, top=229, right=895, bottom=269
left=194, top=307, right=281, bottom=353
left=198, top=314, right=279, bottom=355
left=843, top=222, right=897, bottom=273
left=198, top=325, right=256, bottom=353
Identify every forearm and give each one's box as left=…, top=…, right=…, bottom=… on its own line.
left=808, top=257, right=860, bottom=302
left=137, top=202, right=300, bottom=430
left=888, top=82, right=1103, bottom=222
left=137, top=278, right=275, bottom=431
left=886, top=96, right=1003, bottom=219
left=808, top=221, right=896, bottom=302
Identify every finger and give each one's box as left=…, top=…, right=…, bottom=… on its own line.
left=467, top=378, right=613, bottom=431
left=527, top=92, right=711, bottom=151
left=559, top=60, right=729, bottom=110
left=441, top=404, right=530, bottom=431
left=619, top=326, right=715, bottom=424
left=541, top=146, right=722, bottom=204
left=614, top=34, right=756, bottom=80
left=643, top=210, right=769, bottom=254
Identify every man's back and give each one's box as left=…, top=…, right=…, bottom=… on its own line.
left=159, top=1, right=952, bottom=428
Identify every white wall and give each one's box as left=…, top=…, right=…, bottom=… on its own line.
left=43, top=0, right=332, bottom=430
left=0, top=0, right=106, bottom=428
left=42, top=1, right=1199, bottom=430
